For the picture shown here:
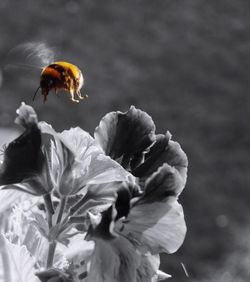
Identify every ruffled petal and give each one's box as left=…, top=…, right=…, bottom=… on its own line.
left=94, top=106, right=156, bottom=170
left=133, top=133, right=188, bottom=185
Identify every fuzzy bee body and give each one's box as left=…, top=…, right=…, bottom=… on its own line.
left=36, top=61, right=86, bottom=103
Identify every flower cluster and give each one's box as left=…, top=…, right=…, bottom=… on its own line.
left=0, top=103, right=188, bottom=282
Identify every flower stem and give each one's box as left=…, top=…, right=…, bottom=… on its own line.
left=56, top=195, right=67, bottom=224
left=43, top=194, right=54, bottom=229
left=59, top=194, right=91, bottom=228
left=69, top=194, right=90, bottom=215
left=46, top=241, right=56, bottom=269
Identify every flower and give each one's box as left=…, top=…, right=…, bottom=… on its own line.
left=78, top=106, right=189, bottom=281
left=0, top=104, right=188, bottom=282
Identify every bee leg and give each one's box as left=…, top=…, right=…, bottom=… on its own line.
left=55, top=88, right=59, bottom=96
left=43, top=94, right=48, bottom=103
left=42, top=89, right=49, bottom=103
left=77, top=90, right=88, bottom=100
left=69, top=89, right=79, bottom=103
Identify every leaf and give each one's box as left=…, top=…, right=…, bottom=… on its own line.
left=0, top=234, right=39, bottom=282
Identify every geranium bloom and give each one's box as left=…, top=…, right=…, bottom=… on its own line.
left=0, top=104, right=188, bottom=282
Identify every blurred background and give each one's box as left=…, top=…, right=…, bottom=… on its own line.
left=0, top=0, right=249, bottom=281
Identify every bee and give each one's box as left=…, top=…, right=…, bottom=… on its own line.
left=34, top=61, right=87, bottom=103
left=4, top=42, right=87, bottom=103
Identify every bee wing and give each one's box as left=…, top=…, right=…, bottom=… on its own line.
left=3, top=41, right=57, bottom=71
left=2, top=41, right=59, bottom=90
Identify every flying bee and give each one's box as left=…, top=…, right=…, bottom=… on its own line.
left=34, top=61, right=87, bottom=103
left=4, top=42, right=87, bottom=103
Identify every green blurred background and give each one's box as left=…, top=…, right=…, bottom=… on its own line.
left=0, top=0, right=250, bottom=281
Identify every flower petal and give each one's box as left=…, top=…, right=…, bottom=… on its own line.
left=136, top=254, right=160, bottom=282
left=133, top=133, right=188, bottom=185
left=83, top=190, right=144, bottom=282
left=0, top=127, right=20, bottom=162
left=0, top=105, right=44, bottom=190
left=117, top=199, right=186, bottom=254
left=140, top=163, right=186, bottom=201
left=86, top=236, right=140, bottom=282
left=115, top=163, right=186, bottom=254
left=94, top=106, right=156, bottom=170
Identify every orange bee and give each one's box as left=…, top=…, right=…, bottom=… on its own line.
left=34, top=61, right=87, bottom=103
left=4, top=42, right=87, bottom=103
